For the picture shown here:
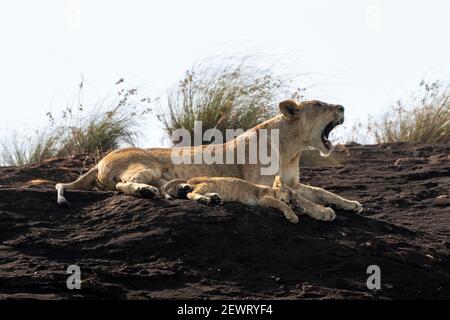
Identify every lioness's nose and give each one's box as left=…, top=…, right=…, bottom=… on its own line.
left=336, top=105, right=344, bottom=112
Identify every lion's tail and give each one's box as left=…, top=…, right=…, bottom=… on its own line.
left=162, top=179, right=188, bottom=199
left=55, top=166, right=99, bottom=206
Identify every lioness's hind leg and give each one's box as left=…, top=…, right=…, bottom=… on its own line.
left=116, top=182, right=160, bottom=199
left=116, top=168, right=162, bottom=199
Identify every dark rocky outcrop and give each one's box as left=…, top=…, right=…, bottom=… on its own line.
left=0, top=143, right=449, bottom=299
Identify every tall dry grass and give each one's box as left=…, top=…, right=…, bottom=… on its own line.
left=0, top=131, right=58, bottom=167
left=0, top=78, right=151, bottom=166
left=368, top=81, right=450, bottom=144
left=156, top=57, right=303, bottom=145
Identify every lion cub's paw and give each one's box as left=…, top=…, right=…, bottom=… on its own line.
left=208, top=193, right=224, bottom=205
left=310, top=206, right=336, bottom=221
left=137, top=186, right=160, bottom=199
left=194, top=195, right=211, bottom=204
left=177, top=183, right=193, bottom=199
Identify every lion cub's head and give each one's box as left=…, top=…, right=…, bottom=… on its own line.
left=272, top=176, right=294, bottom=205
left=279, top=99, right=345, bottom=156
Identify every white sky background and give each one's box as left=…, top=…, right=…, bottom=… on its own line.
left=0, top=0, right=449, bottom=146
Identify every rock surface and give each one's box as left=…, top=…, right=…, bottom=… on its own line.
left=0, top=143, right=449, bottom=299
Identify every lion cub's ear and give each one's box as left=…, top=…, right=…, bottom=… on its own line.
left=272, top=175, right=283, bottom=189
left=279, top=100, right=300, bottom=119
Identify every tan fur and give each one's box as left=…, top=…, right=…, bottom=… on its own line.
left=55, top=99, right=363, bottom=221
left=164, top=176, right=299, bottom=223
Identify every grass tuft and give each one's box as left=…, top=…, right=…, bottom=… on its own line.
left=156, top=56, right=303, bottom=145
left=368, top=81, right=450, bottom=144
left=0, top=78, right=151, bottom=166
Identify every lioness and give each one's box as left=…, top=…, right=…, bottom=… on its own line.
left=164, top=176, right=300, bottom=223
left=56, top=99, right=362, bottom=221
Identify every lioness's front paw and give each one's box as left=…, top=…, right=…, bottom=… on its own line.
left=287, top=213, right=299, bottom=224
left=342, top=200, right=363, bottom=213
left=309, top=206, right=336, bottom=221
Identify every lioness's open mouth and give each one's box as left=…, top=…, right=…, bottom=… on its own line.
left=321, top=119, right=343, bottom=150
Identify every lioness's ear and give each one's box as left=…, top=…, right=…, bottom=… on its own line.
left=279, top=100, right=299, bottom=119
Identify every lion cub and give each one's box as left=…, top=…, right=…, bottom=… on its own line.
left=163, top=176, right=299, bottom=224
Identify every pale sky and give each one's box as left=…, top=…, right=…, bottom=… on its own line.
left=1, top=0, right=449, bottom=146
